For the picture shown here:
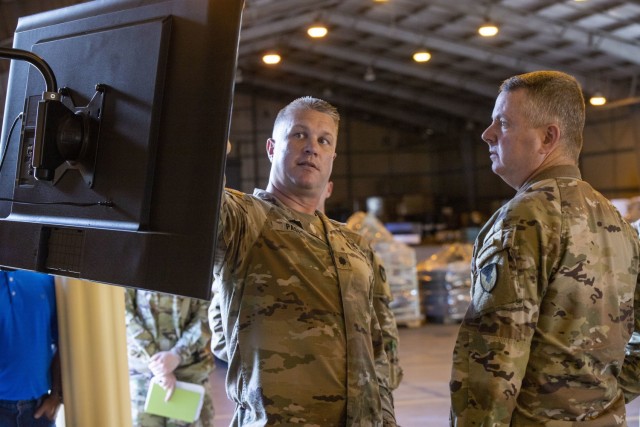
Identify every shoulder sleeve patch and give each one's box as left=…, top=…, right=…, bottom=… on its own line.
left=479, top=263, right=498, bottom=293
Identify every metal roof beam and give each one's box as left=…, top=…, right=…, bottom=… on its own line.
left=286, top=38, right=499, bottom=98
left=241, top=10, right=584, bottom=79
left=239, top=11, right=588, bottom=96
left=324, top=11, right=566, bottom=76
left=242, top=76, right=463, bottom=131
left=276, top=61, right=490, bottom=125
left=422, top=0, right=640, bottom=66
left=241, top=0, right=338, bottom=26
left=240, top=12, right=317, bottom=42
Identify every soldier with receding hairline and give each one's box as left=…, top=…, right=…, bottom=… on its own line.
left=212, top=97, right=397, bottom=426
left=449, top=70, right=640, bottom=426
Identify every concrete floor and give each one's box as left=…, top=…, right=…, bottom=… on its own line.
left=210, top=323, right=640, bottom=426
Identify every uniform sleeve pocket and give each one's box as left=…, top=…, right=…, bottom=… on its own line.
left=468, top=227, right=520, bottom=318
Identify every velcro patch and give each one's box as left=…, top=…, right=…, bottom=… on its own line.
left=480, top=263, right=498, bottom=293
left=379, top=265, right=387, bottom=283
left=334, top=251, right=352, bottom=269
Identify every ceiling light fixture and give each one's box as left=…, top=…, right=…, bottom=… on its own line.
left=478, top=20, right=499, bottom=37
left=589, top=91, right=607, bottom=106
left=413, top=50, right=431, bottom=63
left=307, top=24, right=328, bottom=38
left=364, top=65, right=376, bottom=82
left=262, top=52, right=281, bottom=65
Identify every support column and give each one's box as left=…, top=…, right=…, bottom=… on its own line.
left=55, top=278, right=132, bottom=427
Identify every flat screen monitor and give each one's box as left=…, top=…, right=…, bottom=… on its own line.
left=0, top=0, right=244, bottom=299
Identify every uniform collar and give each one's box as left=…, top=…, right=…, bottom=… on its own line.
left=253, top=188, right=339, bottom=233
left=518, top=164, right=582, bottom=193
left=253, top=188, right=278, bottom=205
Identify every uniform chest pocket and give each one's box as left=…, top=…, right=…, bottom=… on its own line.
left=469, top=227, right=521, bottom=318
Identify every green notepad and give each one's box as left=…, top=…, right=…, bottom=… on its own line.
left=144, top=378, right=205, bottom=422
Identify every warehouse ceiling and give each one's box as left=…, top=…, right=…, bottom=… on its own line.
left=2, top=0, right=640, bottom=134
left=236, top=0, right=640, bottom=133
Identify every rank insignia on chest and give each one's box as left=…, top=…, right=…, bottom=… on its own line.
left=480, top=263, right=498, bottom=293
left=334, top=251, right=352, bottom=269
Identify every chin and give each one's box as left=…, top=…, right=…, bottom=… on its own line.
left=293, top=180, right=317, bottom=191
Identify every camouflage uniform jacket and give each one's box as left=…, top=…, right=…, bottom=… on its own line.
left=214, top=188, right=397, bottom=426
left=351, top=234, right=403, bottom=390
left=450, top=165, right=640, bottom=426
left=619, top=219, right=640, bottom=403
left=125, top=289, right=213, bottom=382
left=208, top=232, right=404, bottom=390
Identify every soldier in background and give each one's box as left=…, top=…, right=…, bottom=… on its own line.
left=213, top=97, right=397, bottom=426
left=125, top=289, right=214, bottom=427
left=449, top=70, right=640, bottom=425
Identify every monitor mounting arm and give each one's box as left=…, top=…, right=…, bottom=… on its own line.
left=0, top=47, right=104, bottom=187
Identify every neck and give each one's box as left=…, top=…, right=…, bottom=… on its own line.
left=514, top=148, right=575, bottom=190
left=266, top=183, right=318, bottom=214
left=515, top=159, right=576, bottom=190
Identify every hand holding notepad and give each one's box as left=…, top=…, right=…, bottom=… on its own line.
left=144, top=377, right=205, bottom=422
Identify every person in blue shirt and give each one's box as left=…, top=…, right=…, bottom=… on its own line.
left=0, top=270, right=62, bottom=427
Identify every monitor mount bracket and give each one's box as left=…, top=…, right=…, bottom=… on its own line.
left=33, top=85, right=105, bottom=187
left=0, top=47, right=105, bottom=188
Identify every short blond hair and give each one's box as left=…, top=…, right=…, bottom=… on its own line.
left=274, top=96, right=340, bottom=132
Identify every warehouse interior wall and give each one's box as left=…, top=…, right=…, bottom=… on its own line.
left=582, top=105, right=640, bottom=199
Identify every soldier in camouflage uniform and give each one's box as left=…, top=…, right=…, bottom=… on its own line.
left=449, top=70, right=640, bottom=426
left=208, top=181, right=404, bottom=390
left=125, top=289, right=214, bottom=427
left=213, top=97, right=397, bottom=426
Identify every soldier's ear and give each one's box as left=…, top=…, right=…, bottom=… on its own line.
left=266, top=138, right=275, bottom=161
left=540, top=124, right=560, bottom=153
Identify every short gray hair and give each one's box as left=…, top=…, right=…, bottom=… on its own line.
left=500, top=70, right=585, bottom=162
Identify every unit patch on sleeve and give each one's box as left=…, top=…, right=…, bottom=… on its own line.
left=480, top=263, right=498, bottom=293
